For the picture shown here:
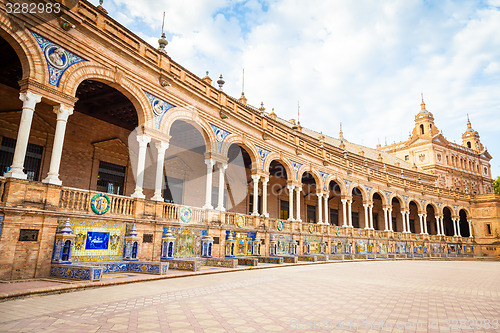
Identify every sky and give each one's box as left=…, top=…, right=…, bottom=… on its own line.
left=90, top=0, right=500, bottom=177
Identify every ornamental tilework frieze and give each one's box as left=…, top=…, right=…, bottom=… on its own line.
left=291, top=161, right=303, bottom=180
left=344, top=179, right=352, bottom=191
left=420, top=199, right=427, bottom=207
left=30, top=31, right=86, bottom=87
left=210, top=124, right=230, bottom=153
left=402, top=195, right=409, bottom=203
left=364, top=185, right=373, bottom=195
left=319, top=171, right=329, bottom=190
left=144, top=91, right=174, bottom=129
left=384, top=191, right=392, bottom=200
left=256, top=145, right=270, bottom=169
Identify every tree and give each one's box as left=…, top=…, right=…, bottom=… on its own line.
left=494, top=176, right=500, bottom=194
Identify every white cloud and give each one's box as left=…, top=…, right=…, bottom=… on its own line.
left=89, top=0, right=500, bottom=176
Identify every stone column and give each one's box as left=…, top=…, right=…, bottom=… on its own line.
left=5, top=91, right=42, bottom=179
left=401, top=210, right=407, bottom=233
left=202, top=159, right=215, bottom=209
left=406, top=211, right=411, bottom=233
left=324, top=193, right=329, bottom=225
left=131, top=135, right=151, bottom=199
left=451, top=218, right=457, bottom=236
left=418, top=214, right=424, bottom=235
left=216, top=163, right=227, bottom=211
left=151, top=141, right=169, bottom=201
left=287, top=185, right=295, bottom=221
left=363, top=204, right=369, bottom=229
left=295, top=186, right=302, bottom=222
left=317, top=192, right=323, bottom=224
left=347, top=199, right=353, bottom=228
left=341, top=199, right=348, bottom=227
left=468, top=219, right=473, bottom=238
left=440, top=216, right=445, bottom=236
left=423, top=214, right=428, bottom=234
left=383, top=208, right=389, bottom=231
left=388, top=208, right=393, bottom=231
left=251, top=174, right=260, bottom=216
left=261, top=177, right=269, bottom=217
left=457, top=219, right=462, bottom=237
left=435, top=216, right=440, bottom=235
left=42, top=105, right=73, bottom=185
left=369, top=204, right=374, bottom=229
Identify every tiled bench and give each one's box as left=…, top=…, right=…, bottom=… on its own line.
left=202, top=258, right=238, bottom=268
left=164, top=259, right=201, bottom=271
left=50, top=264, right=103, bottom=282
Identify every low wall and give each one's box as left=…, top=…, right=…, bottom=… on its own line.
left=127, top=261, right=169, bottom=275
left=298, top=255, right=317, bottom=262
left=50, top=264, right=103, bottom=282
left=280, top=255, right=298, bottom=263
left=237, top=258, right=258, bottom=266
left=254, top=256, right=284, bottom=264
left=164, top=259, right=201, bottom=271
left=203, top=258, right=238, bottom=268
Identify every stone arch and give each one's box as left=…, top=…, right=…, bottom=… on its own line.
left=407, top=198, right=423, bottom=212
left=370, top=190, right=388, bottom=206
left=60, top=63, right=152, bottom=126
left=220, top=135, right=259, bottom=170
left=159, top=106, right=216, bottom=153
left=0, top=20, right=45, bottom=84
left=324, top=175, right=348, bottom=197
left=457, top=206, right=471, bottom=218
left=263, top=153, right=294, bottom=181
left=441, top=204, right=456, bottom=217
left=297, top=167, right=322, bottom=189
left=389, top=193, right=406, bottom=209
left=424, top=201, right=439, bottom=215
left=350, top=182, right=369, bottom=201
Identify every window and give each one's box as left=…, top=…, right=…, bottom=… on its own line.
left=307, top=205, right=316, bottom=223
left=0, top=137, right=43, bottom=181
left=330, top=208, right=338, bottom=226
left=97, top=161, right=126, bottom=195
left=143, top=234, right=153, bottom=243
left=392, top=217, right=397, bottom=232
left=249, top=194, right=262, bottom=215
left=404, top=155, right=409, bottom=161
left=279, top=200, right=289, bottom=220
left=19, top=229, right=39, bottom=241
left=352, top=212, right=359, bottom=228
left=486, top=224, right=492, bottom=235
left=164, top=177, right=184, bottom=204
left=420, top=124, right=424, bottom=134
left=372, top=213, right=378, bottom=229
left=467, top=141, right=471, bottom=148
left=409, top=219, right=415, bottom=233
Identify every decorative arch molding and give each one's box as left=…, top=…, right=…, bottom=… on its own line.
left=159, top=105, right=217, bottom=153
left=389, top=193, right=406, bottom=209
left=297, top=167, right=323, bottom=190
left=263, top=153, right=294, bottom=181
left=407, top=199, right=423, bottom=212
left=370, top=190, right=389, bottom=206
left=0, top=20, right=46, bottom=84
left=441, top=204, right=456, bottom=217
left=350, top=181, right=369, bottom=201
left=60, top=62, right=152, bottom=126
left=424, top=201, right=440, bottom=214
left=220, top=134, right=260, bottom=170
left=324, top=174, right=348, bottom=197
left=457, top=206, right=471, bottom=218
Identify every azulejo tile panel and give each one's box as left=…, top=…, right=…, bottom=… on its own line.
left=58, top=219, right=126, bottom=262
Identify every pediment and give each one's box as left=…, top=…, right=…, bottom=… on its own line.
left=92, top=138, right=129, bottom=159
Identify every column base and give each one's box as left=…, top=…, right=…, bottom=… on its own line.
left=151, top=195, right=164, bottom=202
left=251, top=212, right=259, bottom=216
left=131, top=190, right=145, bottom=199
left=216, top=207, right=226, bottom=212
left=42, top=174, right=62, bottom=186
left=262, top=213, right=269, bottom=218
left=4, top=168, right=27, bottom=180
left=295, top=218, right=302, bottom=222
left=202, top=204, right=213, bottom=210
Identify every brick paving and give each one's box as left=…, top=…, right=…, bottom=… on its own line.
left=0, top=261, right=499, bottom=332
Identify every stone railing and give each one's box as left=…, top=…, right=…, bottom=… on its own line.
left=59, top=187, right=134, bottom=216
left=161, top=202, right=207, bottom=224
left=224, top=211, right=255, bottom=228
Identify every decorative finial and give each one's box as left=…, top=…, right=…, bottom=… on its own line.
left=60, top=218, right=73, bottom=235
left=242, top=68, right=245, bottom=95
left=99, top=0, right=103, bottom=5
left=206, top=71, right=209, bottom=76
left=339, top=122, right=343, bottom=139
left=129, top=223, right=138, bottom=237
left=467, top=114, right=472, bottom=129
left=259, top=102, right=265, bottom=112
left=217, top=74, right=225, bottom=90
left=158, top=12, right=168, bottom=52
left=421, top=93, right=426, bottom=110
left=297, top=101, right=300, bottom=125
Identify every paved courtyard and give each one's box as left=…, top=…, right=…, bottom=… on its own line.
left=0, top=261, right=499, bottom=332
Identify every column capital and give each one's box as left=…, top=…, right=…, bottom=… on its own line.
left=251, top=174, right=260, bottom=181
left=295, top=186, right=302, bottom=192
left=205, top=158, right=215, bottom=167
left=19, top=91, right=42, bottom=110
left=316, top=192, right=323, bottom=198
left=53, top=104, right=74, bottom=121
left=154, top=140, right=169, bottom=152
left=218, top=162, right=228, bottom=170
left=136, top=134, right=151, bottom=146
left=261, top=176, right=269, bottom=184
left=286, top=184, right=295, bottom=190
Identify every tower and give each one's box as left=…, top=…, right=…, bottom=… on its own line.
left=462, top=115, right=483, bottom=152
left=412, top=95, right=439, bottom=139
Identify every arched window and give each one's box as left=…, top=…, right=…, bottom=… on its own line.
left=168, top=242, right=174, bottom=257
left=208, top=243, right=212, bottom=257
left=62, top=240, right=71, bottom=261
left=131, top=241, right=138, bottom=259
left=467, top=141, right=471, bottom=148
left=420, top=124, right=424, bottom=134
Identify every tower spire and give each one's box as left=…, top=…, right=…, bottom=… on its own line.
left=237, top=68, right=247, bottom=105
left=467, top=113, right=471, bottom=128
left=339, top=122, right=343, bottom=139
left=297, top=101, right=300, bottom=125
left=420, top=92, right=425, bottom=110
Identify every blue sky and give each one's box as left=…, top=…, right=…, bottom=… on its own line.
left=90, top=0, right=500, bottom=177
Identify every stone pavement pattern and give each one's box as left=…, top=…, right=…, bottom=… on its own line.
left=0, top=261, right=499, bottom=332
